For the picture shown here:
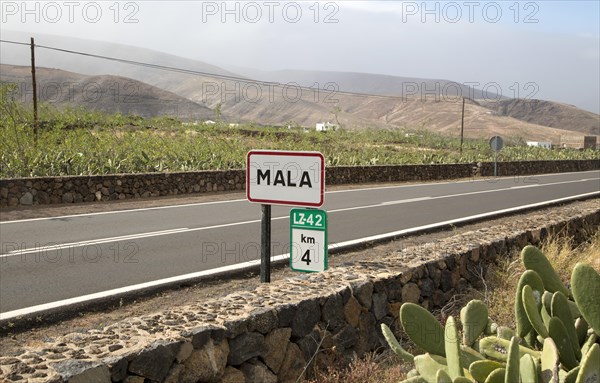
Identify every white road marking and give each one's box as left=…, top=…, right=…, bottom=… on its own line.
left=2, top=228, right=190, bottom=257
left=2, top=190, right=598, bottom=321
left=2, top=171, right=597, bottom=225
left=1, top=178, right=597, bottom=258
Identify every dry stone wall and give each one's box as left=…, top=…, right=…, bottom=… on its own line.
left=1, top=160, right=598, bottom=207
left=1, top=200, right=598, bottom=383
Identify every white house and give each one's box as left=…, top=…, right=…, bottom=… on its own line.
left=526, top=141, right=552, bottom=149
left=315, top=122, right=338, bottom=132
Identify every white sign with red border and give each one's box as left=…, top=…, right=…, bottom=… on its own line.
left=246, top=150, right=325, bottom=207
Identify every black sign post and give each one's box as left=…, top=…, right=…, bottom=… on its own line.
left=260, top=204, right=271, bottom=283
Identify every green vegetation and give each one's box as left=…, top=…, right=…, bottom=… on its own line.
left=381, top=241, right=600, bottom=383
left=1, top=83, right=597, bottom=178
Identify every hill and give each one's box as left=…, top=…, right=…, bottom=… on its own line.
left=2, top=31, right=598, bottom=142
left=0, top=64, right=215, bottom=120
left=481, top=99, right=600, bottom=136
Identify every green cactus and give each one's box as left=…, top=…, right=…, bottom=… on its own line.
left=571, top=263, right=600, bottom=337
left=414, top=353, right=449, bottom=383
left=563, top=367, right=580, bottom=383
left=484, top=368, right=505, bottom=383
left=407, top=369, right=419, bottom=378
left=453, top=377, right=473, bottom=383
left=504, top=336, right=520, bottom=383
left=381, top=323, right=415, bottom=362
left=580, top=333, right=597, bottom=359
left=479, top=336, right=540, bottom=362
left=576, top=343, right=599, bottom=383
left=445, top=316, right=464, bottom=380
left=400, top=376, right=428, bottom=383
left=496, top=326, right=514, bottom=340
left=575, top=317, right=588, bottom=346
left=521, top=245, right=570, bottom=297
left=485, top=319, right=498, bottom=336
left=551, top=291, right=581, bottom=360
left=381, top=247, right=597, bottom=383
left=540, top=338, right=560, bottom=383
left=460, top=345, right=485, bottom=367
left=548, top=317, right=579, bottom=370
left=436, top=369, right=453, bottom=383
left=401, top=303, right=446, bottom=357
left=470, top=360, right=504, bottom=383
left=519, top=354, right=538, bottom=383
left=522, top=285, right=550, bottom=338
left=542, top=291, right=554, bottom=313
left=460, top=299, right=489, bottom=347
left=516, top=270, right=545, bottom=337
left=541, top=305, right=552, bottom=329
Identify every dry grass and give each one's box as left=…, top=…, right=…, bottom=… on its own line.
left=310, top=231, right=600, bottom=382
left=481, top=231, right=600, bottom=328
left=307, top=351, right=412, bottom=383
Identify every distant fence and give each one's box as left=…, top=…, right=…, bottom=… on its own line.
left=1, top=160, right=598, bottom=207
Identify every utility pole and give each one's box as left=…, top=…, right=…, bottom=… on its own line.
left=30, top=37, right=38, bottom=145
left=460, top=97, right=465, bottom=155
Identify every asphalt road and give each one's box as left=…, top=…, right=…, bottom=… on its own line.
left=1, top=171, right=598, bottom=318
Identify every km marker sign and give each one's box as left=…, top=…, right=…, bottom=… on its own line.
left=247, top=150, right=325, bottom=207
left=246, top=150, right=326, bottom=282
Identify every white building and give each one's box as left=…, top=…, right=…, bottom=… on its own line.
left=315, top=122, right=338, bottom=132
left=526, top=141, right=552, bottom=149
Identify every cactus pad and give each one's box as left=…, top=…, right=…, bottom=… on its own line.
left=504, top=336, right=520, bottom=383
left=548, top=317, right=578, bottom=370
left=460, top=299, right=489, bottom=347
left=551, top=291, right=581, bottom=360
left=576, top=343, right=599, bottom=383
left=381, top=323, right=415, bottom=362
left=521, top=245, right=569, bottom=297
left=540, top=338, right=560, bottom=383
left=445, top=316, right=464, bottom=380
left=516, top=270, right=545, bottom=337
left=470, top=360, right=504, bottom=383
left=519, top=354, right=538, bottom=383
left=401, top=303, right=446, bottom=356
left=571, top=263, right=600, bottom=337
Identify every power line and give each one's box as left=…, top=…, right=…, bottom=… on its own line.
left=0, top=38, right=442, bottom=102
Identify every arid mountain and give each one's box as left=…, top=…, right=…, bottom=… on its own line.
left=2, top=31, right=598, bottom=143
left=227, top=67, right=503, bottom=100
left=0, top=64, right=215, bottom=120
left=481, top=99, right=600, bottom=136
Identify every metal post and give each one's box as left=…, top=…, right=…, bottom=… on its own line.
left=260, top=204, right=271, bottom=283
left=460, top=97, right=465, bottom=155
left=30, top=37, right=38, bottom=145
left=494, top=152, right=498, bottom=177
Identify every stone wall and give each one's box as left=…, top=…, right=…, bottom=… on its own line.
left=1, top=200, right=598, bottom=383
left=476, top=159, right=599, bottom=177
left=2, top=160, right=598, bottom=207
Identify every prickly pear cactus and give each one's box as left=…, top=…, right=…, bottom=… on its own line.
left=521, top=245, right=570, bottom=297
left=383, top=245, right=599, bottom=383
left=571, top=263, right=600, bottom=337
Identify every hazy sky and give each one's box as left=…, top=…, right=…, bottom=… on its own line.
left=1, top=0, right=599, bottom=113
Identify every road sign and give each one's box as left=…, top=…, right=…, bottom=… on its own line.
left=247, top=150, right=325, bottom=207
left=290, top=208, right=327, bottom=273
left=489, top=136, right=504, bottom=152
